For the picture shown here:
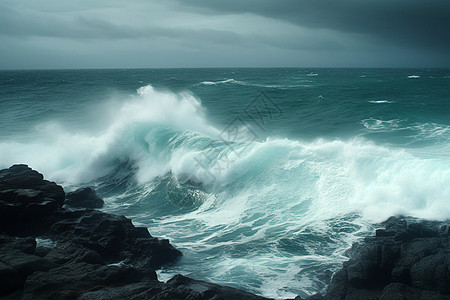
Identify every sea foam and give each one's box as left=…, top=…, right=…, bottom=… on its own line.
left=1, top=84, right=449, bottom=223
left=1, top=83, right=450, bottom=298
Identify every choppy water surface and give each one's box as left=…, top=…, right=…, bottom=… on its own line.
left=1, top=68, right=449, bottom=298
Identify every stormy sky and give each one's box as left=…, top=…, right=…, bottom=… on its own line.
left=1, top=0, right=449, bottom=69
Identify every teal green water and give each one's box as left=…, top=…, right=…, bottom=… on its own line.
left=1, top=69, right=449, bottom=298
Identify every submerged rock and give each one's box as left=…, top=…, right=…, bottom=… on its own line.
left=65, top=187, right=104, bottom=209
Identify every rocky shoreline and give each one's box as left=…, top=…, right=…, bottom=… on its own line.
left=1, top=165, right=449, bottom=299
left=303, top=217, right=450, bottom=300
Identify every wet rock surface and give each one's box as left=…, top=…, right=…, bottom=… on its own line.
left=0, top=165, right=183, bottom=299
left=78, top=275, right=268, bottom=300
left=65, top=187, right=104, bottom=209
left=0, top=164, right=64, bottom=236
left=303, top=217, right=450, bottom=300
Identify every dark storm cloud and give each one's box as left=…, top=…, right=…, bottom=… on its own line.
left=0, top=2, right=342, bottom=52
left=173, top=0, right=450, bottom=52
left=0, top=3, right=243, bottom=44
left=0, top=0, right=449, bottom=68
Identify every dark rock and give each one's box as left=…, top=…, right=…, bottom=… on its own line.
left=44, top=241, right=105, bottom=265
left=46, top=209, right=182, bottom=268
left=299, top=294, right=324, bottom=300
left=65, top=187, right=104, bottom=209
left=0, top=165, right=184, bottom=299
left=395, top=238, right=442, bottom=269
left=34, top=246, right=52, bottom=258
left=78, top=274, right=271, bottom=300
left=77, top=274, right=273, bottom=300
left=343, top=239, right=398, bottom=290
left=0, top=251, right=54, bottom=278
left=379, top=283, right=419, bottom=300
left=440, top=225, right=450, bottom=236
left=406, top=223, right=440, bottom=239
left=154, top=274, right=269, bottom=300
left=0, top=164, right=44, bottom=182
left=380, top=283, right=450, bottom=300
left=78, top=281, right=163, bottom=300
left=0, top=234, right=36, bottom=254
left=0, top=165, right=64, bottom=236
left=375, top=229, right=395, bottom=237
left=322, top=267, right=346, bottom=300
left=0, top=235, right=57, bottom=277
left=390, top=266, right=410, bottom=284
left=410, top=252, right=450, bottom=294
left=0, top=234, right=58, bottom=296
left=383, top=217, right=407, bottom=232
left=0, top=261, right=22, bottom=296
left=315, top=217, right=450, bottom=300
left=22, top=262, right=153, bottom=299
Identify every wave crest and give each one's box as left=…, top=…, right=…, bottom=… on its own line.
left=1, top=85, right=449, bottom=224
left=194, top=78, right=311, bottom=89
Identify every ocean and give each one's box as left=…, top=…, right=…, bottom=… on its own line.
left=1, top=68, right=449, bottom=298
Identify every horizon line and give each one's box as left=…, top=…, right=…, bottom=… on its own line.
left=1, top=66, right=450, bottom=72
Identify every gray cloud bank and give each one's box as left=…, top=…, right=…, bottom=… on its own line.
left=1, top=0, right=449, bottom=69
left=177, top=0, right=450, bottom=51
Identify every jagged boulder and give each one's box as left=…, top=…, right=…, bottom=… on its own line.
left=22, top=262, right=152, bottom=299
left=78, top=274, right=270, bottom=300
left=0, top=164, right=64, bottom=236
left=46, top=209, right=182, bottom=268
left=0, top=165, right=183, bottom=299
left=313, top=217, right=450, bottom=300
left=0, top=235, right=57, bottom=296
left=65, top=187, right=104, bottom=209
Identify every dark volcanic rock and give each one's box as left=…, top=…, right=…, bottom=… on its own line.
left=78, top=275, right=270, bottom=300
left=156, top=274, right=269, bottom=300
left=65, top=187, right=104, bottom=209
left=77, top=281, right=163, bottom=300
left=22, top=262, right=152, bottom=299
left=0, top=165, right=183, bottom=299
left=0, top=164, right=64, bottom=236
left=313, top=217, right=450, bottom=300
left=46, top=209, right=182, bottom=268
left=0, top=261, right=22, bottom=295
left=0, top=234, right=57, bottom=296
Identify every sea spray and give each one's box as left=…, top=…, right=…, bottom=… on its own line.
left=1, top=68, right=449, bottom=298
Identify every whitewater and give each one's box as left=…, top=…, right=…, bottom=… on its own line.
left=0, top=68, right=449, bottom=298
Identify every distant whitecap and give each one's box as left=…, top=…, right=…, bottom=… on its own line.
left=368, top=100, right=393, bottom=104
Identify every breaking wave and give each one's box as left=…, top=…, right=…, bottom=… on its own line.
left=1, top=83, right=449, bottom=298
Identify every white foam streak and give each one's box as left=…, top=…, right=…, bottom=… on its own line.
left=361, top=118, right=450, bottom=143
left=367, top=100, right=393, bottom=104
left=195, top=78, right=311, bottom=89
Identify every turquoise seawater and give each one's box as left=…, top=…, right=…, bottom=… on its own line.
left=1, top=68, right=449, bottom=298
